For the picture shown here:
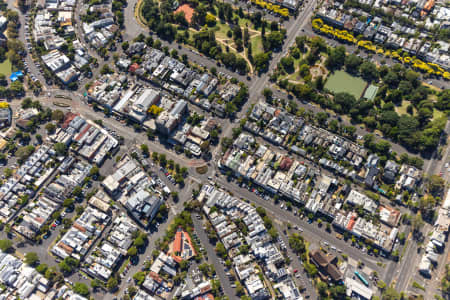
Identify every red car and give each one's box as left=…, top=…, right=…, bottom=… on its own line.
left=293, top=269, right=298, bottom=273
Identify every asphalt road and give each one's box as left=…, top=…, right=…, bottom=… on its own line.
left=7, top=0, right=448, bottom=296
left=213, top=176, right=390, bottom=281
left=276, top=223, right=318, bottom=299
left=7, top=0, right=47, bottom=86
left=192, top=214, right=239, bottom=300
left=300, top=23, right=450, bottom=91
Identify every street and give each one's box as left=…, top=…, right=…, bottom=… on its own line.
left=192, top=214, right=239, bottom=299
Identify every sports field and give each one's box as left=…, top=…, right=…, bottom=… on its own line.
left=325, top=70, right=367, bottom=98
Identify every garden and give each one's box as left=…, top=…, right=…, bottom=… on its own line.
left=139, top=0, right=286, bottom=73
left=270, top=35, right=449, bottom=155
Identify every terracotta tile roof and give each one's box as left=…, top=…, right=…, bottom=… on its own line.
left=73, top=223, right=87, bottom=233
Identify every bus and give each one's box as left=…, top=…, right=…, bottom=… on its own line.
left=355, top=271, right=369, bottom=286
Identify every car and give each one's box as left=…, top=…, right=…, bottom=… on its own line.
left=43, top=232, right=50, bottom=239
left=51, top=223, right=56, bottom=229
left=293, top=269, right=298, bottom=273
left=55, top=219, right=61, bottom=225
left=445, top=163, right=449, bottom=168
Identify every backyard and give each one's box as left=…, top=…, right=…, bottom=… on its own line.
left=324, top=70, right=367, bottom=99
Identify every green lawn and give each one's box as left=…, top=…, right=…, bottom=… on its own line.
left=395, top=100, right=414, bottom=116
left=0, top=59, right=12, bottom=76
left=214, top=23, right=230, bottom=40
left=250, top=35, right=264, bottom=55
left=325, top=70, right=367, bottom=99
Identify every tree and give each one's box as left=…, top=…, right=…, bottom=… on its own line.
left=133, top=236, right=145, bottom=248
left=133, top=271, right=146, bottom=285
left=25, top=252, right=39, bottom=265
left=427, top=175, right=445, bottom=196
left=0, top=239, right=13, bottom=252
left=54, top=143, right=67, bottom=156
left=51, top=110, right=65, bottom=122
left=304, top=262, right=318, bottom=277
left=315, top=112, right=328, bottom=126
left=380, top=110, right=399, bottom=126
left=127, top=246, right=138, bottom=256
left=360, top=61, right=379, bottom=82
left=253, top=52, right=271, bottom=72
left=334, top=92, right=356, bottom=113
left=298, top=64, right=310, bottom=77
left=315, top=75, right=324, bottom=90
left=326, top=46, right=346, bottom=70
left=179, top=259, right=189, bottom=271
left=21, top=98, right=32, bottom=108
left=91, top=279, right=102, bottom=289
left=73, top=282, right=89, bottom=297
left=9, top=81, right=24, bottom=96
left=280, top=56, right=295, bottom=72
left=16, top=145, right=35, bottom=163
left=100, top=64, right=113, bottom=75
left=140, top=144, right=149, bottom=156
left=106, top=276, right=118, bottom=291
left=381, top=286, right=401, bottom=300
left=72, top=186, right=83, bottom=198
left=289, top=233, right=305, bottom=255
left=36, top=264, right=48, bottom=274
left=59, top=257, right=79, bottom=274
left=35, top=134, right=42, bottom=144
left=63, top=198, right=75, bottom=207
left=344, top=54, right=363, bottom=73
left=215, top=242, right=227, bottom=259
left=268, top=227, right=278, bottom=240
left=265, top=31, right=284, bottom=50
left=412, top=212, right=424, bottom=233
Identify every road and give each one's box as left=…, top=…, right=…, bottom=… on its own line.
left=6, top=0, right=47, bottom=86
left=299, top=23, right=450, bottom=91
left=220, top=0, right=318, bottom=141
left=7, top=0, right=448, bottom=295
left=110, top=175, right=195, bottom=300
left=425, top=120, right=450, bottom=181
left=213, top=176, right=389, bottom=281
left=276, top=224, right=318, bottom=299
left=192, top=214, right=239, bottom=299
